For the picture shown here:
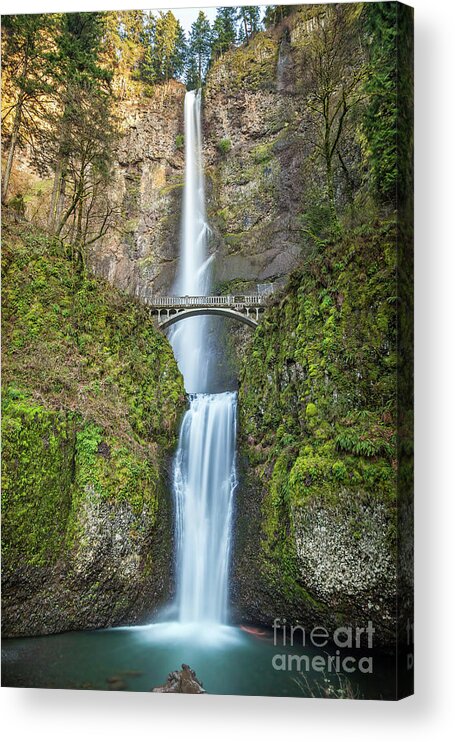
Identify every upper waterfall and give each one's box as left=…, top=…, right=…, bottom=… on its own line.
left=170, top=89, right=212, bottom=394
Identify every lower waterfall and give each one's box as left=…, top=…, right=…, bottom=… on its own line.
left=173, top=392, right=237, bottom=624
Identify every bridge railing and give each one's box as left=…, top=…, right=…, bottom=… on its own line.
left=146, top=294, right=267, bottom=308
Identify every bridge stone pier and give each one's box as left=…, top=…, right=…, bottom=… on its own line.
left=146, top=295, right=268, bottom=329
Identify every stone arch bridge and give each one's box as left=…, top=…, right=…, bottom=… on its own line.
left=146, top=295, right=268, bottom=329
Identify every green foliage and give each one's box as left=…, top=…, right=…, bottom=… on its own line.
left=1, top=13, right=59, bottom=202
left=104, top=10, right=158, bottom=88
left=301, top=4, right=365, bottom=210
left=361, top=2, right=399, bottom=204
left=217, top=138, right=232, bottom=155
left=263, top=6, right=295, bottom=29
left=299, top=189, right=342, bottom=250
left=175, top=133, right=184, bottom=149
left=136, top=12, right=157, bottom=86
left=335, top=419, right=394, bottom=458
left=104, top=9, right=187, bottom=86
left=32, top=12, right=119, bottom=256
left=1, top=395, right=76, bottom=565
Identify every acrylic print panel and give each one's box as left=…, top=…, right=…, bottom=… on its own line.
left=1, top=2, right=414, bottom=699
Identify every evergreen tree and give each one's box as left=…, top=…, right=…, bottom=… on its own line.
left=263, top=6, right=294, bottom=29
left=103, top=10, right=156, bottom=91
left=237, top=6, right=261, bottom=43
left=1, top=14, right=57, bottom=203
left=118, top=9, right=149, bottom=82
left=138, top=12, right=157, bottom=85
left=211, top=7, right=237, bottom=60
left=185, top=56, right=201, bottom=92
left=187, top=11, right=212, bottom=88
left=153, top=11, right=187, bottom=82
left=171, top=20, right=188, bottom=80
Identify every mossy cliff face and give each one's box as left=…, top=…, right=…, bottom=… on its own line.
left=1, top=220, right=186, bottom=637
left=233, top=221, right=398, bottom=644
left=89, top=80, right=186, bottom=298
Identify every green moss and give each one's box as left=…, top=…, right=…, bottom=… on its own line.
left=73, top=423, right=159, bottom=516
left=258, top=451, right=326, bottom=612
left=1, top=395, right=76, bottom=565
left=159, top=181, right=184, bottom=197
left=252, top=142, right=274, bottom=164
left=206, top=32, right=278, bottom=93
left=305, top=402, right=317, bottom=417
left=1, top=219, right=186, bottom=568
left=2, top=220, right=185, bottom=447
left=238, top=219, right=398, bottom=604
left=217, top=138, right=232, bottom=155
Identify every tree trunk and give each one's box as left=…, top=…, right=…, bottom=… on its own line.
left=2, top=100, right=23, bottom=204
left=324, top=123, right=335, bottom=206
left=242, top=15, right=249, bottom=42
left=74, top=185, right=84, bottom=247
left=48, top=160, right=62, bottom=230
left=2, top=32, right=32, bottom=204
left=55, top=170, right=67, bottom=229
left=74, top=194, right=85, bottom=272
left=48, top=156, right=68, bottom=232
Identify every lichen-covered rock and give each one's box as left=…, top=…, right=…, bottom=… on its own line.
left=1, top=220, right=186, bottom=637
left=292, top=494, right=396, bottom=631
